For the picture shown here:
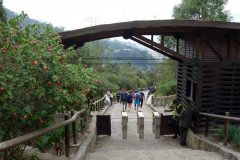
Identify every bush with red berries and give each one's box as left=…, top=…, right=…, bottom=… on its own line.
left=0, top=12, right=97, bottom=158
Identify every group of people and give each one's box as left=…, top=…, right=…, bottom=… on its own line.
left=116, top=89, right=145, bottom=111
left=168, top=100, right=194, bottom=146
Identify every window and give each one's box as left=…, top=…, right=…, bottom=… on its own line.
left=186, top=79, right=196, bottom=102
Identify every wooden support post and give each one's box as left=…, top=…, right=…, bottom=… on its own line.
left=196, top=37, right=200, bottom=58
left=81, top=113, right=84, bottom=135
left=64, top=115, right=70, bottom=157
left=4, top=150, right=7, bottom=160
left=202, top=38, right=205, bottom=61
left=229, top=39, right=233, bottom=58
left=161, top=32, right=164, bottom=46
left=151, top=35, right=153, bottom=47
left=176, top=38, right=179, bottom=53
left=87, top=97, right=90, bottom=112
left=205, top=110, right=209, bottom=137
left=71, top=111, right=77, bottom=144
left=224, top=112, right=229, bottom=145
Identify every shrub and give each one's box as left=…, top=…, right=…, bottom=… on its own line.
left=234, top=127, right=240, bottom=148
left=0, top=12, right=97, bottom=158
left=156, top=80, right=177, bottom=96
left=218, top=125, right=237, bottom=142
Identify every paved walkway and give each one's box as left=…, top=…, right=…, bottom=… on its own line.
left=86, top=92, right=224, bottom=160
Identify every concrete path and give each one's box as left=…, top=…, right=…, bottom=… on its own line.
left=86, top=91, right=224, bottom=160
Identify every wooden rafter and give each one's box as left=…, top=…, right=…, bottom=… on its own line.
left=130, top=37, right=180, bottom=61
left=236, top=36, right=240, bottom=43
left=134, top=34, right=191, bottom=62
left=203, top=36, right=225, bottom=60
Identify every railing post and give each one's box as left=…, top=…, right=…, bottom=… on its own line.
left=205, top=110, right=210, bottom=137
left=137, top=111, right=144, bottom=139
left=122, top=111, right=128, bottom=139
left=65, top=114, right=70, bottom=157
left=4, top=150, right=7, bottom=160
left=87, top=97, right=90, bottom=112
left=224, top=112, right=229, bottom=145
left=81, top=113, right=84, bottom=135
left=152, top=111, right=160, bottom=139
left=71, top=111, right=77, bottom=144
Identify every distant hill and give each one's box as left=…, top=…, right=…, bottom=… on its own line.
left=104, top=40, right=160, bottom=71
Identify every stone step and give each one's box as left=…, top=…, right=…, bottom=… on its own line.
left=86, top=148, right=224, bottom=160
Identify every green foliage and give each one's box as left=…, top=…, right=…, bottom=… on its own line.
left=172, top=0, right=233, bottom=22
left=156, top=80, right=177, bottom=96
left=234, top=128, right=240, bottom=148
left=35, top=136, right=49, bottom=153
left=218, top=125, right=238, bottom=142
left=0, top=3, right=7, bottom=24
left=0, top=12, right=97, bottom=158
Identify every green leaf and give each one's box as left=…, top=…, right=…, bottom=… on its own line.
left=0, top=135, right=3, bottom=141
left=24, top=106, right=31, bottom=112
left=0, top=130, right=5, bottom=134
left=27, top=120, right=33, bottom=124
left=42, top=110, right=47, bottom=114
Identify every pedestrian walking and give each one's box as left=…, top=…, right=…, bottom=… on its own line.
left=120, top=89, right=128, bottom=111
left=127, top=91, right=133, bottom=111
left=134, top=90, right=140, bottom=110
left=120, top=89, right=124, bottom=104
left=139, top=89, right=145, bottom=108
left=179, top=103, right=194, bottom=146
left=132, top=91, right=135, bottom=104
left=167, top=100, right=182, bottom=138
left=116, top=91, right=120, bottom=103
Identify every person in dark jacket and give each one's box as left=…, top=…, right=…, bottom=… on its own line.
left=120, top=89, right=128, bottom=111
left=116, top=91, right=120, bottom=103
left=168, top=100, right=182, bottom=138
left=126, top=92, right=133, bottom=111
left=179, top=103, right=194, bottom=146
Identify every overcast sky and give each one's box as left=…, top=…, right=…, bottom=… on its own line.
left=3, top=0, right=240, bottom=31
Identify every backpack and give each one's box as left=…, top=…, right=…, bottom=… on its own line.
left=140, top=92, right=144, bottom=100
left=136, top=93, right=140, bottom=100
left=122, top=93, right=127, bottom=101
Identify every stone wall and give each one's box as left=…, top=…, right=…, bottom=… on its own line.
left=152, top=95, right=176, bottom=107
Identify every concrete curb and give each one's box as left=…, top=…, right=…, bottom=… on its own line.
left=187, top=130, right=240, bottom=160
left=72, top=104, right=111, bottom=160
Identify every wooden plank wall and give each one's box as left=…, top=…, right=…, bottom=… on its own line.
left=200, top=63, right=240, bottom=129
left=177, top=61, right=198, bottom=132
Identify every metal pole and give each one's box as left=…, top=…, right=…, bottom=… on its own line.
left=71, top=111, right=77, bottom=144
left=224, top=112, right=229, bottom=145
left=205, top=110, right=209, bottom=137
left=65, top=115, right=70, bottom=157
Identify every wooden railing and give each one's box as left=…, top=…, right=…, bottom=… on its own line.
left=0, top=96, right=106, bottom=158
left=199, top=110, right=240, bottom=145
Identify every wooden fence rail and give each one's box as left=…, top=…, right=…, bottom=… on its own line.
left=199, top=111, right=240, bottom=145
left=0, top=96, right=106, bottom=158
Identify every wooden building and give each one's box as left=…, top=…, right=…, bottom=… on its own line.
left=59, top=20, right=240, bottom=133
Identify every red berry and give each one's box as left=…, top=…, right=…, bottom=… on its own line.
left=48, top=49, right=51, bottom=52
left=34, top=61, right=37, bottom=65
left=68, top=100, right=69, bottom=102
left=57, top=81, right=60, bottom=85
left=15, top=46, right=18, bottom=49
left=67, top=94, right=70, bottom=97
left=37, top=85, right=40, bottom=87
left=14, top=113, right=17, bottom=116
left=31, top=114, right=33, bottom=117
left=2, top=47, right=6, bottom=50
left=39, top=96, right=41, bottom=99
left=23, top=31, right=26, bottom=34
left=46, top=27, right=48, bottom=29
left=56, top=33, right=59, bottom=36
left=29, top=93, right=32, bottom=96
left=76, top=101, right=79, bottom=104
left=24, top=115, right=27, bottom=119
left=39, top=56, right=42, bottom=59
left=58, top=56, right=61, bottom=59
left=87, top=89, right=90, bottom=92
left=85, top=65, right=87, bottom=68
left=38, top=31, right=40, bottom=33
left=98, top=81, right=101, bottom=84
left=75, top=54, right=77, bottom=57
left=0, top=66, right=3, bottom=69
left=63, top=49, right=65, bottom=51
left=44, top=66, right=47, bottom=70
left=5, top=39, right=7, bottom=42
left=0, top=27, right=2, bottom=30
left=40, top=120, right=44, bottom=123
left=43, top=95, right=45, bottom=97
left=33, top=41, right=36, bottom=45
left=48, top=81, right=51, bottom=85
left=95, top=80, right=98, bottom=82
left=20, top=25, right=23, bottom=28
left=95, top=69, right=97, bottom=71
left=15, top=65, right=18, bottom=68
left=81, top=91, right=84, bottom=94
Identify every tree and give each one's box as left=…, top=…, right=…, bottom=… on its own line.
left=0, top=1, right=7, bottom=24
left=0, top=13, right=97, bottom=158
left=172, top=0, right=233, bottom=21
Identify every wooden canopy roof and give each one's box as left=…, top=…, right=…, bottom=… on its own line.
left=59, top=20, right=240, bottom=62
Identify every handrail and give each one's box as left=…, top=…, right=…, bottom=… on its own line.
left=0, top=108, right=86, bottom=152
left=199, top=111, right=239, bottom=146
left=199, top=112, right=240, bottom=122
left=92, top=96, right=105, bottom=105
